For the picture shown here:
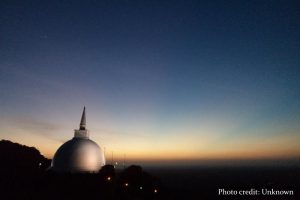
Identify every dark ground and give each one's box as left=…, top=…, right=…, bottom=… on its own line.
left=1, top=140, right=299, bottom=200
left=147, top=166, right=300, bottom=200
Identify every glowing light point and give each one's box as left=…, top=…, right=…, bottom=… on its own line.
left=139, top=186, right=143, bottom=190
left=125, top=183, right=129, bottom=187
left=107, top=176, right=111, bottom=181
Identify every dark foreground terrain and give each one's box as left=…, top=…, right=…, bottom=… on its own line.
left=148, top=166, right=300, bottom=200
left=1, top=140, right=299, bottom=200
left=0, top=140, right=161, bottom=200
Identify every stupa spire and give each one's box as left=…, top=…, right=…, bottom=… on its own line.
left=80, top=106, right=86, bottom=130
left=74, top=107, right=89, bottom=138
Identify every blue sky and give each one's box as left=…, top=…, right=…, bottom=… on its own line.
left=0, top=0, right=299, bottom=164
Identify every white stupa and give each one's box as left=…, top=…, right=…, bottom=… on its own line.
left=51, top=107, right=105, bottom=173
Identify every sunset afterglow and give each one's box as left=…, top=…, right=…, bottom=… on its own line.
left=0, top=0, right=299, bottom=166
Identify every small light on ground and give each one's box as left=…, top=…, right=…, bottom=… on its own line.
left=154, top=189, right=158, bottom=193
left=125, top=183, right=129, bottom=187
left=107, top=177, right=111, bottom=181
left=139, top=186, right=143, bottom=190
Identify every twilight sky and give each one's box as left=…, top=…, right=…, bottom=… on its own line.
left=0, top=0, right=300, bottom=165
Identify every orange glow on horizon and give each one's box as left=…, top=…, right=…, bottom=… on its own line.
left=2, top=117, right=300, bottom=164
left=39, top=142, right=300, bottom=162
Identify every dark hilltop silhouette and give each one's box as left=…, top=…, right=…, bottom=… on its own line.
left=1, top=139, right=299, bottom=200
left=0, top=140, right=162, bottom=200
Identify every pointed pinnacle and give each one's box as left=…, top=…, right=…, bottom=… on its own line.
left=80, top=106, right=86, bottom=130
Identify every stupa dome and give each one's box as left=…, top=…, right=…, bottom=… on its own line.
left=51, top=107, right=105, bottom=172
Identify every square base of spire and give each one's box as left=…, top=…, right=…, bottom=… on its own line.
left=74, top=129, right=89, bottom=139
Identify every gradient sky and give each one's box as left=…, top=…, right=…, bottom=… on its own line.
left=0, top=0, right=300, bottom=165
